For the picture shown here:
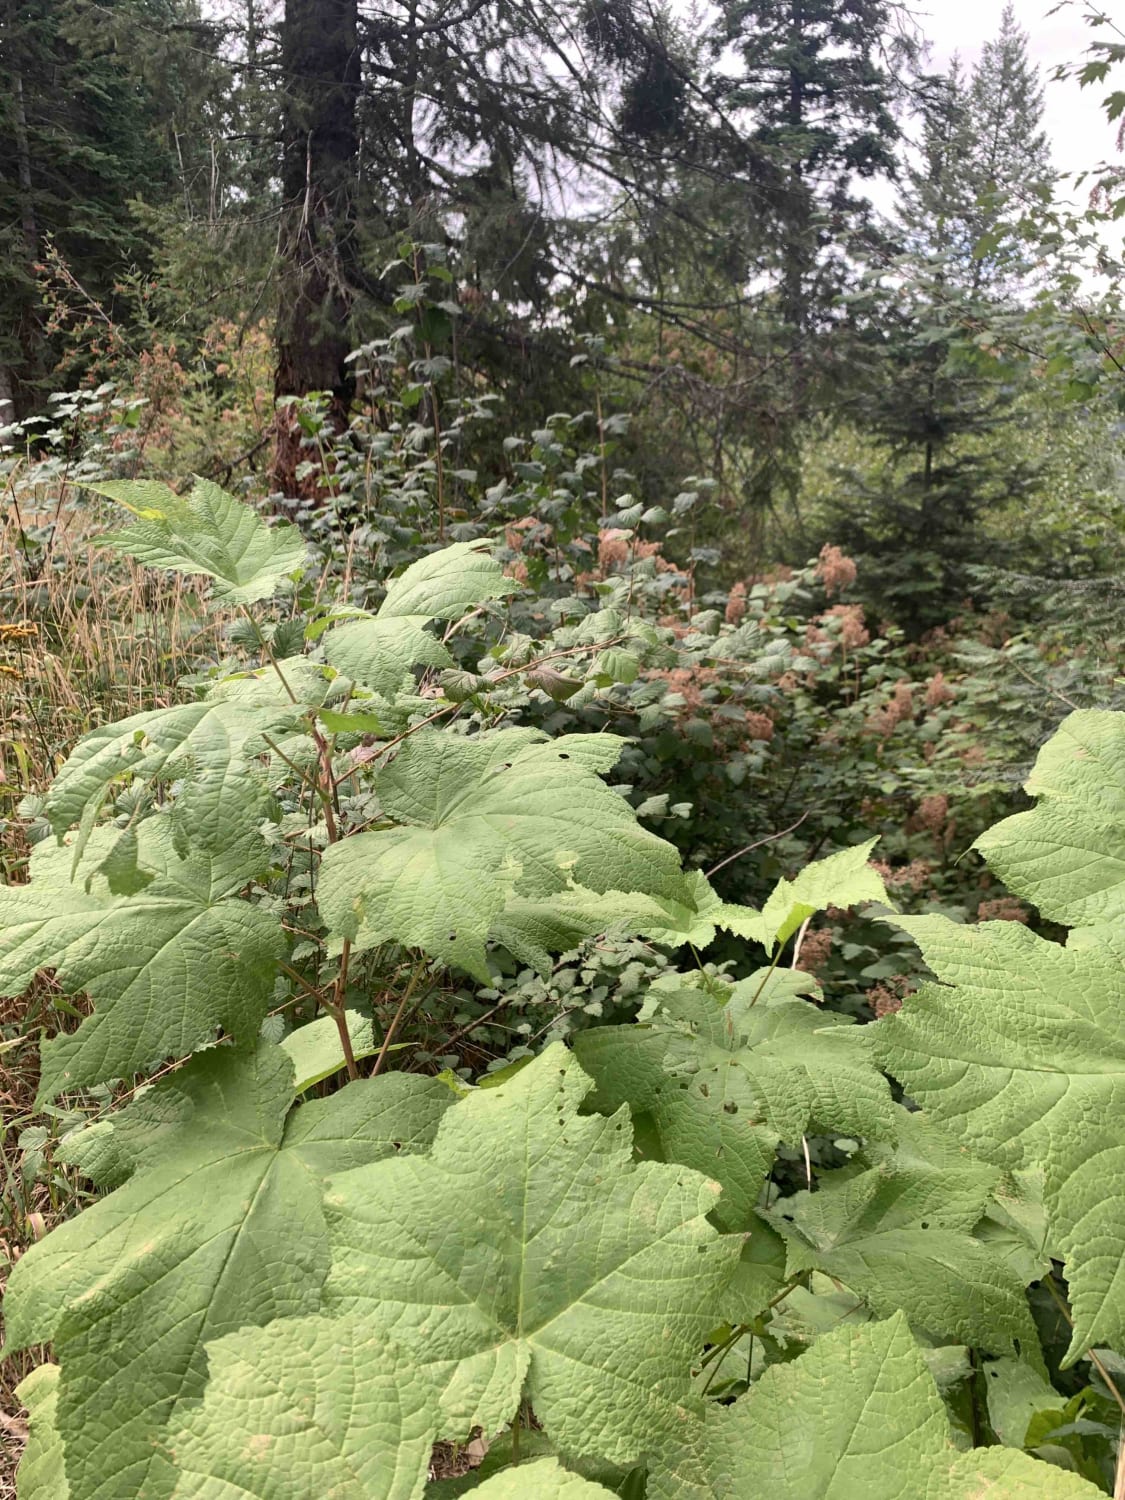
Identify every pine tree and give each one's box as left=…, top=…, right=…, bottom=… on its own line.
left=0, top=0, right=181, bottom=414
left=698, top=0, right=902, bottom=536
left=963, top=3, right=1052, bottom=296
left=827, top=44, right=1048, bottom=634
left=711, top=0, right=900, bottom=332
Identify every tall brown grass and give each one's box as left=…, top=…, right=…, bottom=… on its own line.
left=0, top=478, right=230, bottom=1486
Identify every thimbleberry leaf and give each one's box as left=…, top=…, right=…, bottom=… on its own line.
left=875, top=915, right=1125, bottom=1363
left=317, top=729, right=688, bottom=980
left=322, top=539, right=514, bottom=697
left=574, top=973, right=896, bottom=1230
left=4, top=1045, right=451, bottom=1500
left=1, top=820, right=284, bottom=1100
left=975, top=709, right=1125, bottom=928
left=764, top=1129, right=1040, bottom=1361
left=320, top=1044, right=740, bottom=1464
left=166, top=1320, right=438, bottom=1500
left=650, top=1313, right=1100, bottom=1500
left=89, top=477, right=307, bottom=604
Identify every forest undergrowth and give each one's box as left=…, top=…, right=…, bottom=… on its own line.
left=0, top=448, right=1122, bottom=1497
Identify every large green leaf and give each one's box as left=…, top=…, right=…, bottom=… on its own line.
left=573, top=973, right=896, bottom=1231
left=983, top=1356, right=1069, bottom=1449
left=930, top=1448, right=1103, bottom=1498
left=474, top=1460, right=617, bottom=1498
left=720, top=838, right=891, bottom=951
left=321, top=1043, right=740, bottom=1464
left=166, top=1319, right=437, bottom=1500
left=874, top=915, right=1125, bottom=1363
left=280, top=1009, right=379, bottom=1091
left=4, top=1044, right=452, bottom=1500
left=650, top=1313, right=1098, bottom=1500
left=975, top=709, right=1125, bottom=927
left=317, top=729, right=687, bottom=980
left=492, top=870, right=726, bottom=975
left=324, top=615, right=456, bottom=697
left=89, top=477, right=307, bottom=604
left=15, top=1365, right=68, bottom=1500
left=1, top=820, right=283, bottom=1100
left=321, top=540, right=513, bottom=697
left=763, top=1127, right=1040, bottom=1360
left=379, top=539, right=514, bottom=620
left=42, top=682, right=300, bottom=851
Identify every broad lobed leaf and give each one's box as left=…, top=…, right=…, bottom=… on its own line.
left=14, top=1364, right=68, bottom=1500
left=719, top=837, right=892, bottom=951
left=875, top=915, right=1125, bottom=1362
left=574, top=972, right=896, bottom=1231
left=166, top=1319, right=437, bottom=1500
left=975, top=708, right=1125, bottom=928
left=650, top=1312, right=1101, bottom=1500
left=5, top=1044, right=452, bottom=1500
left=321, top=539, right=513, bottom=697
left=321, top=1043, right=740, bottom=1464
left=1, top=820, right=284, bottom=1100
left=317, top=729, right=689, bottom=980
left=88, top=477, right=307, bottom=604
left=764, top=1121, right=1041, bottom=1362
left=41, top=681, right=299, bottom=853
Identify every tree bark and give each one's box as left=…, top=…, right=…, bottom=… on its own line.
left=272, top=0, right=360, bottom=495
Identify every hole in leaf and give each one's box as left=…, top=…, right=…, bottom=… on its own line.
left=920, top=1221, right=929, bottom=1229
left=558, top=753, right=570, bottom=759
left=723, top=1102, right=738, bottom=1115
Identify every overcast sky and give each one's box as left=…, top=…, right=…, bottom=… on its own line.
left=915, top=0, right=1118, bottom=188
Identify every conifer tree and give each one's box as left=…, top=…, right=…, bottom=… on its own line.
left=0, top=0, right=181, bottom=414
left=963, top=3, right=1052, bottom=296
left=711, top=0, right=900, bottom=332
left=700, top=0, right=902, bottom=533
left=829, top=25, right=1051, bottom=634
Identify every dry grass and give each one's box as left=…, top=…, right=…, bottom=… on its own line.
left=0, top=478, right=231, bottom=1492
left=0, top=484, right=230, bottom=873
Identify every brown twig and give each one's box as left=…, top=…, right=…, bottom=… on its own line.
left=371, top=964, right=426, bottom=1076
left=705, top=810, right=811, bottom=879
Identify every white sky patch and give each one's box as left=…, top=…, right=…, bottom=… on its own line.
left=922, top=0, right=1116, bottom=179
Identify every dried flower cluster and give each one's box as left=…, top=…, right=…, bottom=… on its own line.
left=797, top=926, right=833, bottom=972
left=867, top=973, right=916, bottom=1019
left=814, top=543, right=857, bottom=597
left=870, top=858, right=932, bottom=894
left=821, top=603, right=870, bottom=651
left=916, top=793, right=949, bottom=836
left=977, top=897, right=1030, bottom=924
left=924, top=670, right=954, bottom=708
left=742, top=710, right=775, bottom=742
left=866, top=680, right=915, bottom=738
left=597, top=528, right=631, bottom=571
left=725, top=580, right=748, bottom=625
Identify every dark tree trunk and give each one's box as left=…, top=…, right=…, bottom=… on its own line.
left=272, top=0, right=360, bottom=495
